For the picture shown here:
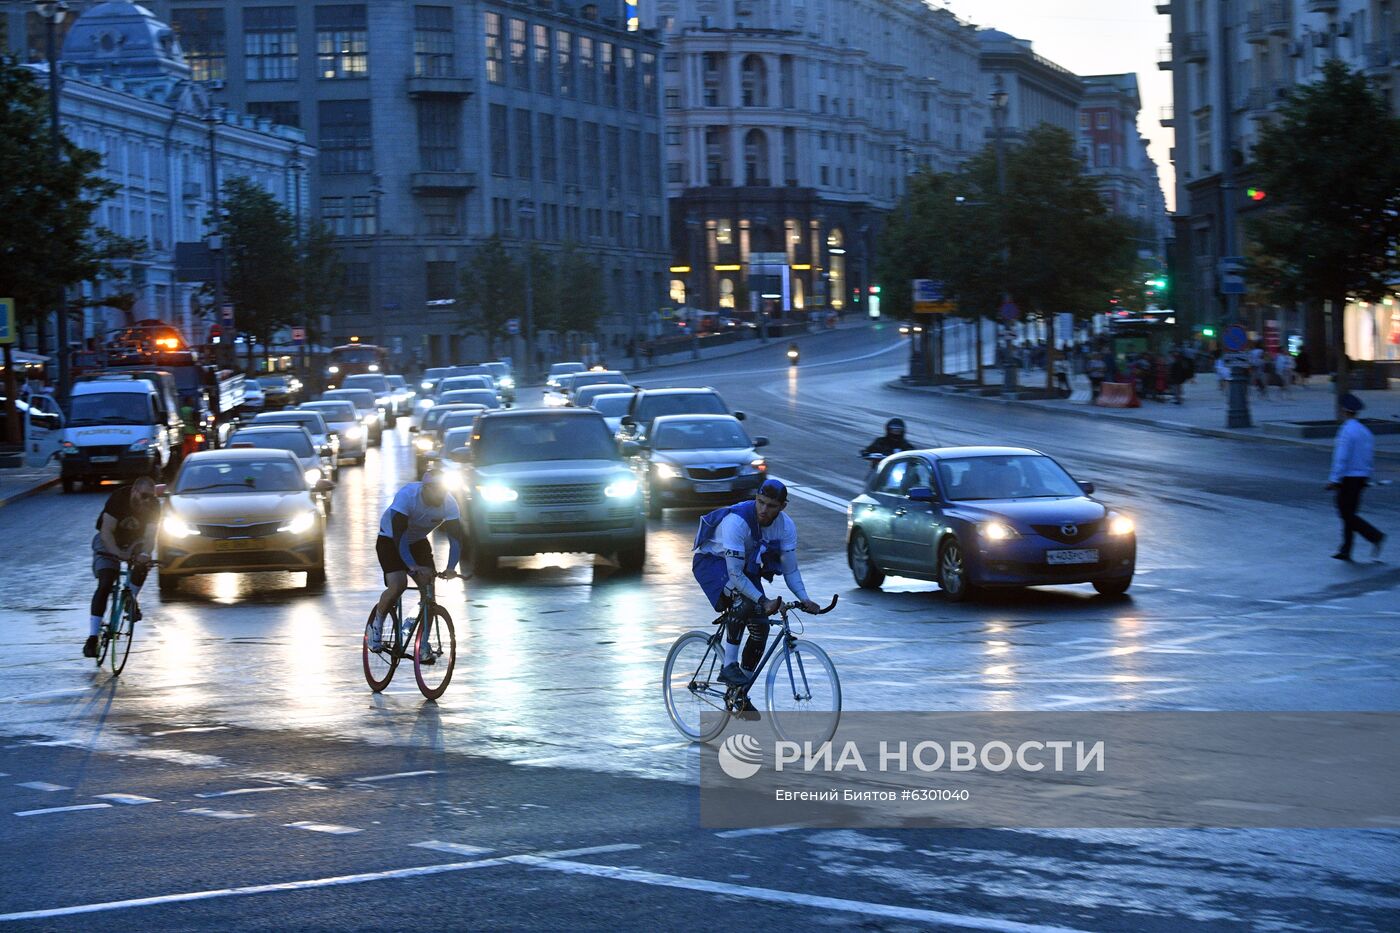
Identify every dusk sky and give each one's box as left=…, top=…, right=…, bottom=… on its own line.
left=944, top=0, right=1175, bottom=210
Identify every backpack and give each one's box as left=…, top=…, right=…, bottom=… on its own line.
left=692, top=501, right=782, bottom=580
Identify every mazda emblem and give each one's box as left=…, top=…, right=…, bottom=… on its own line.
left=1060, top=523, right=1078, bottom=537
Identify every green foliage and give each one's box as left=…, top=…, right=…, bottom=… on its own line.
left=297, top=221, right=343, bottom=344
left=0, top=56, right=142, bottom=325
left=458, top=235, right=520, bottom=352
left=214, top=177, right=300, bottom=357
left=555, top=241, right=606, bottom=336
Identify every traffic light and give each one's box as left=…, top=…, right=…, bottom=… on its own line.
left=1147, top=276, right=1167, bottom=290
left=1202, top=326, right=1217, bottom=337
left=868, top=285, right=881, bottom=295
left=1246, top=187, right=1267, bottom=202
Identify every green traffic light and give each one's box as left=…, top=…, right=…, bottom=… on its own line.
left=1202, top=327, right=1217, bottom=337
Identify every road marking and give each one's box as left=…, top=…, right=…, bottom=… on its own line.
left=412, top=841, right=494, bottom=857
left=15, top=782, right=69, bottom=792
left=194, top=787, right=287, bottom=799
left=1195, top=799, right=1291, bottom=813
left=285, top=821, right=361, bottom=835
left=149, top=726, right=229, bottom=737
left=715, top=826, right=801, bottom=839
left=355, top=770, right=439, bottom=783
left=784, top=483, right=847, bottom=514
left=93, top=794, right=159, bottom=805
left=181, top=808, right=254, bottom=820
left=507, top=857, right=1094, bottom=933
left=534, top=843, right=642, bottom=859
left=14, top=803, right=112, bottom=817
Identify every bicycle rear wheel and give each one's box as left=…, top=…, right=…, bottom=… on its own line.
left=414, top=606, right=456, bottom=700
left=363, top=605, right=400, bottom=692
left=109, top=592, right=136, bottom=675
left=663, top=631, right=729, bottom=743
left=765, top=639, right=841, bottom=746
left=96, top=594, right=117, bottom=669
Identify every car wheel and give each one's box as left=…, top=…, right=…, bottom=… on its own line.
left=848, top=529, right=885, bottom=589
left=938, top=538, right=976, bottom=602
left=306, top=567, right=327, bottom=587
left=385, top=412, right=397, bottom=428
left=157, top=573, right=179, bottom=595
left=1092, top=576, right=1132, bottom=597
left=617, top=537, right=646, bottom=573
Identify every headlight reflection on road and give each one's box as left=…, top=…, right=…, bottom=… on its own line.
left=282, top=606, right=336, bottom=721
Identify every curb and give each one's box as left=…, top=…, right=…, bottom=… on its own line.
left=886, top=380, right=1400, bottom=463
left=634, top=321, right=873, bottom=375
left=0, top=474, right=61, bottom=509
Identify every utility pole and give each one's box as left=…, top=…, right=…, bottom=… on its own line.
left=517, top=200, right=537, bottom=383
left=37, top=1, right=71, bottom=399
left=207, top=110, right=229, bottom=368
left=1217, top=0, right=1251, bottom=427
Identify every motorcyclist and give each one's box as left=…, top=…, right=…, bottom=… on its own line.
left=787, top=342, right=800, bottom=365
left=861, top=417, right=921, bottom=458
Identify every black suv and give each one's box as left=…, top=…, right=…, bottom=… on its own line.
left=617, top=387, right=742, bottom=444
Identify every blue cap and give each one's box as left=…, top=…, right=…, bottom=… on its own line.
left=757, top=478, right=788, bottom=503
left=1340, top=393, right=1365, bottom=413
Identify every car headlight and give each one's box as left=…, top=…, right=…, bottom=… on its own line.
left=478, top=483, right=518, bottom=503
left=420, top=399, right=435, bottom=410
left=328, top=366, right=340, bottom=374
left=368, top=364, right=380, bottom=372
left=421, top=380, right=433, bottom=390
left=655, top=463, right=681, bottom=480
left=415, top=437, right=435, bottom=451
left=500, top=376, right=514, bottom=388
left=127, top=438, right=153, bottom=451
left=344, top=426, right=364, bottom=441
left=362, top=413, right=378, bottom=425
left=278, top=510, right=317, bottom=535
left=304, top=467, right=322, bottom=485
left=745, top=458, right=767, bottom=474
left=605, top=477, right=640, bottom=498
left=979, top=521, right=1020, bottom=541
left=1107, top=513, right=1135, bottom=536
left=441, top=470, right=464, bottom=491
left=162, top=514, right=198, bottom=538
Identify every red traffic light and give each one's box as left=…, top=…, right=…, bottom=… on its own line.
left=1247, top=187, right=1267, bottom=202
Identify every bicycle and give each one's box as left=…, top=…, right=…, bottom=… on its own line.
left=96, top=559, right=154, bottom=676
left=362, top=572, right=457, bottom=700
left=663, top=595, right=840, bottom=745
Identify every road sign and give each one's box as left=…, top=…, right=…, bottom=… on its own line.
left=220, top=304, right=235, bottom=328
left=912, top=279, right=955, bottom=314
left=998, top=298, right=1020, bottom=323
left=1223, top=324, right=1248, bottom=352
left=506, top=317, right=520, bottom=335
left=0, top=298, right=14, bottom=345
left=290, top=326, right=306, bottom=345
left=1218, top=257, right=1246, bottom=295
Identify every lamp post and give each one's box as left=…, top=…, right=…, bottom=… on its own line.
left=368, top=172, right=385, bottom=350
left=287, top=156, right=306, bottom=376
left=35, top=1, right=70, bottom=397
left=990, top=74, right=1017, bottom=393
left=517, top=199, right=537, bottom=383
left=625, top=209, right=642, bottom=366
left=205, top=109, right=230, bottom=368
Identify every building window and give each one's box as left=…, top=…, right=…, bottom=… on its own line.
left=670, top=279, right=686, bottom=304
left=715, top=219, right=733, bottom=245
left=667, top=161, right=683, bottom=183
left=533, top=24, right=551, bottom=94
left=665, top=89, right=680, bottom=109
left=246, top=100, right=300, bottom=128
left=426, top=261, right=456, bottom=300
left=583, top=121, right=600, bottom=188
left=485, top=12, right=504, bottom=84
left=514, top=107, right=533, bottom=178
left=562, top=117, right=579, bottom=186
left=169, top=8, right=225, bottom=81
left=605, top=126, right=621, bottom=190
left=489, top=104, right=509, bottom=176
left=1096, top=143, right=1111, bottom=168
left=351, top=195, right=376, bottom=235
left=320, top=196, right=346, bottom=235
left=315, top=4, right=368, bottom=79
left=741, top=55, right=767, bottom=107
left=664, top=53, right=678, bottom=72
left=421, top=196, right=461, bottom=235
left=509, top=18, right=528, bottom=89
left=1078, top=111, right=1089, bottom=130
left=718, top=277, right=734, bottom=309
left=621, top=47, right=638, bottom=110
left=341, top=262, right=369, bottom=311
left=539, top=114, right=556, bottom=182
left=578, top=36, right=596, bottom=103
left=413, top=5, right=454, bottom=77
left=601, top=42, right=617, bottom=107
left=244, top=6, right=297, bottom=81
left=744, top=129, right=769, bottom=185
left=1096, top=112, right=1110, bottom=129
left=641, top=51, right=658, bottom=111
left=644, top=132, right=660, bottom=194
left=665, top=126, right=681, bottom=147
left=556, top=29, right=573, bottom=97
left=417, top=99, right=459, bottom=170
left=318, top=99, right=371, bottom=173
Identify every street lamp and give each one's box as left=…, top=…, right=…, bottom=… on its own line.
left=990, top=74, right=1017, bottom=393
left=517, top=199, right=537, bottom=383
left=625, top=209, right=641, bottom=366
left=35, top=1, right=71, bottom=397
left=287, top=156, right=306, bottom=376
left=369, top=172, right=384, bottom=349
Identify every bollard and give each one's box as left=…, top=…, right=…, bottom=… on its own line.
left=1227, top=365, right=1252, bottom=428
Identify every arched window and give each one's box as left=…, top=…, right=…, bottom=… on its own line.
left=669, top=279, right=686, bottom=304
left=740, top=55, right=767, bottom=107
left=743, top=128, right=769, bottom=185
left=718, top=277, right=735, bottom=309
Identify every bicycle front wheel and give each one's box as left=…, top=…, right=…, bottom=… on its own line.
left=663, top=631, right=729, bottom=743
left=765, top=639, right=841, bottom=746
left=363, top=606, right=400, bottom=692
left=109, top=595, right=136, bottom=675
left=414, top=606, right=456, bottom=700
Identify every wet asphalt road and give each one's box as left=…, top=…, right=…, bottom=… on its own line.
left=0, top=323, right=1396, bottom=931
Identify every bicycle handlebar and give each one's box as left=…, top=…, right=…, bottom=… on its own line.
left=778, top=594, right=838, bottom=615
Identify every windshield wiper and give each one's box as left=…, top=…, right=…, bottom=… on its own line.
left=179, top=481, right=254, bottom=492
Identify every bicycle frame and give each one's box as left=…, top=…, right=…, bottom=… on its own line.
left=387, top=580, right=435, bottom=658
left=690, top=604, right=811, bottom=709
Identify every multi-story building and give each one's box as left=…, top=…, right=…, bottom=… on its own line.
left=1163, top=0, right=1399, bottom=359
left=146, top=0, right=669, bottom=366
left=1078, top=73, right=1170, bottom=250
left=2, top=0, right=311, bottom=348
left=978, top=28, right=1084, bottom=143
left=652, top=0, right=986, bottom=318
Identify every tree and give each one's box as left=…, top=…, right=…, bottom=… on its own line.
left=0, top=56, right=140, bottom=439
left=213, top=177, right=300, bottom=369
left=555, top=241, right=607, bottom=340
left=458, top=236, right=520, bottom=355
left=1246, top=60, right=1400, bottom=401
left=297, top=221, right=344, bottom=352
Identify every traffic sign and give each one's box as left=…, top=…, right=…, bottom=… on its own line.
left=912, top=279, right=955, bottom=314
left=291, top=326, right=306, bottom=345
left=506, top=317, right=520, bottom=335
left=1222, top=324, right=1248, bottom=352
left=0, top=298, right=14, bottom=345
left=220, top=304, right=235, bottom=328
left=1218, top=257, right=1246, bottom=295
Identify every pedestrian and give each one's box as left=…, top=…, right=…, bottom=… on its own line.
left=1296, top=345, right=1312, bottom=384
left=1274, top=351, right=1294, bottom=397
left=1214, top=351, right=1230, bottom=392
left=1249, top=343, right=1269, bottom=400
left=1169, top=350, right=1192, bottom=405
left=1087, top=353, right=1107, bottom=400
left=1327, top=393, right=1385, bottom=562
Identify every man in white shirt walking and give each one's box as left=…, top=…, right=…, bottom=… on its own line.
left=1327, top=394, right=1385, bottom=562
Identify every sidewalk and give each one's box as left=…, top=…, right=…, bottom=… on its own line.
left=892, top=367, right=1400, bottom=460
left=0, top=459, right=59, bottom=508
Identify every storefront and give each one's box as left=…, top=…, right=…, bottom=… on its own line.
left=1345, top=295, right=1400, bottom=362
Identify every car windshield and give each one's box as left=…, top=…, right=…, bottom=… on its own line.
left=637, top=393, right=727, bottom=422
left=591, top=395, right=632, bottom=417
left=483, top=363, right=509, bottom=378
left=424, top=367, right=452, bottom=380
left=440, top=377, right=491, bottom=393
left=68, top=392, right=153, bottom=425
left=437, top=411, right=480, bottom=433
left=549, top=363, right=585, bottom=377
left=303, top=402, right=355, bottom=423
left=176, top=457, right=304, bottom=493
left=936, top=455, right=1082, bottom=501
left=652, top=420, right=749, bottom=450
left=386, top=375, right=407, bottom=388
left=440, top=390, right=496, bottom=406
left=343, top=375, right=388, bottom=392
left=332, top=347, right=381, bottom=363
left=230, top=430, right=314, bottom=458
left=259, top=376, right=289, bottom=389
left=475, top=415, right=618, bottom=465
left=442, top=427, right=473, bottom=451
left=570, top=374, right=626, bottom=392
left=254, top=414, right=322, bottom=434
left=422, top=405, right=473, bottom=431
left=325, top=390, right=374, bottom=411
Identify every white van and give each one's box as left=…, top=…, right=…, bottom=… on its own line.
left=59, top=377, right=179, bottom=492
left=0, top=395, right=65, bottom=468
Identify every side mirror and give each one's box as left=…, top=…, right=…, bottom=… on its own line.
left=733, top=411, right=747, bottom=421
left=408, top=424, right=419, bottom=433
left=1078, top=481, right=1095, bottom=495
left=908, top=486, right=936, bottom=502
left=753, top=436, right=769, bottom=448
left=620, top=415, right=636, bottom=427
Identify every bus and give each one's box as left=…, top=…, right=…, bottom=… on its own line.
left=326, top=342, right=389, bottom=390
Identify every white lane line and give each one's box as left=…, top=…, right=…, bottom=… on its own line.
left=284, top=821, right=361, bottom=835
left=15, top=781, right=69, bottom=792
left=93, top=794, right=159, bottom=806
left=181, top=808, right=254, bottom=820
left=1195, top=799, right=1292, bottom=813
left=714, top=826, right=801, bottom=839
left=0, top=855, right=513, bottom=923
left=194, top=787, right=286, bottom=799
left=412, top=841, right=494, bottom=857
left=149, top=726, right=229, bottom=737
left=14, top=803, right=113, bottom=817
left=534, top=844, right=642, bottom=859
left=784, top=484, right=847, bottom=514
left=507, top=857, right=1093, bottom=933
left=355, top=770, right=439, bottom=783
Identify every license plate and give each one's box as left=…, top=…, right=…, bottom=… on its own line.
left=90, top=455, right=118, bottom=463
left=1046, top=548, right=1098, bottom=565
left=696, top=480, right=732, bottom=492
left=214, top=539, right=263, bottom=551
left=542, top=510, right=587, bottom=523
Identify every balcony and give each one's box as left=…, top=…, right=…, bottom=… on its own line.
left=1155, top=2, right=1171, bottom=13
left=1306, top=0, right=1338, bottom=13
left=1264, top=1, right=1291, bottom=36
left=1159, top=105, right=1174, bottom=127
left=406, top=74, right=475, bottom=97
left=1244, top=8, right=1267, bottom=44
left=1157, top=46, right=1174, bottom=70
left=409, top=170, right=477, bottom=192
left=1181, top=32, right=1208, bottom=63
left=1244, top=83, right=1290, bottom=114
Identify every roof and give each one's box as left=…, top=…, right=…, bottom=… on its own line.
left=183, top=447, right=300, bottom=463
left=651, top=413, right=742, bottom=424
left=634, top=386, right=718, bottom=395
left=61, top=2, right=190, bottom=80
left=904, top=446, right=1043, bottom=459
left=479, top=407, right=603, bottom=419
left=72, top=379, right=156, bottom=394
